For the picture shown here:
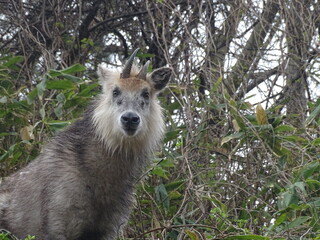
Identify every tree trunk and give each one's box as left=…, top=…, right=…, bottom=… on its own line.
left=283, top=0, right=314, bottom=127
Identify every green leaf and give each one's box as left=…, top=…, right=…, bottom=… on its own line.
left=81, top=38, right=94, bottom=47
left=46, top=80, right=75, bottom=90
left=0, top=132, right=17, bottom=137
left=154, top=184, right=170, bottom=210
left=164, top=129, right=181, bottom=143
left=282, top=135, right=307, bottom=143
left=221, top=132, right=244, bottom=145
left=224, top=235, right=270, bottom=240
left=48, top=69, right=62, bottom=77
left=151, top=166, right=169, bottom=179
left=274, top=213, right=287, bottom=226
left=61, top=64, right=86, bottom=74
left=212, top=76, right=223, bottom=92
left=185, top=230, right=199, bottom=240
left=253, top=124, right=273, bottom=131
left=54, top=103, right=63, bottom=118
left=36, top=80, right=47, bottom=98
left=165, top=101, right=181, bottom=112
left=0, top=151, right=9, bottom=162
left=46, top=120, right=72, bottom=132
left=2, top=56, right=24, bottom=68
left=277, top=189, right=299, bottom=209
left=56, top=93, right=66, bottom=103
left=206, top=197, right=228, bottom=214
left=307, top=199, right=320, bottom=207
left=40, top=106, right=46, bottom=119
left=168, top=190, right=182, bottom=200
left=165, top=180, right=185, bottom=191
left=293, top=182, right=307, bottom=195
left=274, top=125, right=296, bottom=133
left=48, top=64, right=85, bottom=80
left=159, top=159, right=175, bottom=168
left=305, top=179, right=320, bottom=189
left=78, top=83, right=99, bottom=97
left=228, top=99, right=246, bottom=130
left=298, top=161, right=320, bottom=180
left=286, top=216, right=310, bottom=229
left=0, top=79, right=14, bottom=93
left=306, top=103, right=320, bottom=126
left=311, top=138, right=320, bottom=145
left=137, top=52, right=155, bottom=58
left=61, top=73, right=82, bottom=82
left=27, top=88, right=38, bottom=104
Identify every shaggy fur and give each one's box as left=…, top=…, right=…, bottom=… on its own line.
left=0, top=60, right=172, bottom=240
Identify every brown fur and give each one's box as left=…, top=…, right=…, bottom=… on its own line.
left=119, top=77, right=151, bottom=91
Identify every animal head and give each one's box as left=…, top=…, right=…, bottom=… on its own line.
left=93, top=49, right=172, bottom=151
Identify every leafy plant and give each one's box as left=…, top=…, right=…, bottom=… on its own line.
left=0, top=56, right=98, bottom=176
left=1, top=54, right=319, bottom=239
left=0, top=230, right=35, bottom=240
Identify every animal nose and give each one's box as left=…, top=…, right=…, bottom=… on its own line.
left=121, top=112, right=140, bottom=126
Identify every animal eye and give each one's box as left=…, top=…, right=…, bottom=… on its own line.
left=113, top=88, right=120, bottom=98
left=142, top=91, right=149, bottom=100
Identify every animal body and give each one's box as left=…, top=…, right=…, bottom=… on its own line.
left=0, top=49, right=172, bottom=240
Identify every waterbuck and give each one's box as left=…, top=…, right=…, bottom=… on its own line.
left=0, top=49, right=172, bottom=240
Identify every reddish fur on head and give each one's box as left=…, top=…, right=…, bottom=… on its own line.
left=118, top=77, right=151, bottom=92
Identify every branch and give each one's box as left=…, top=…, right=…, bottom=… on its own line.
left=78, top=1, right=102, bottom=41
left=236, top=66, right=279, bottom=99
left=88, top=9, right=152, bottom=33
left=226, top=0, right=279, bottom=95
left=134, top=224, right=219, bottom=239
left=201, top=1, right=244, bottom=92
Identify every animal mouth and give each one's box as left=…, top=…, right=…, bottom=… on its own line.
left=122, top=126, right=138, bottom=136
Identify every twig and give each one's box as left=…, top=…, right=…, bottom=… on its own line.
left=134, top=223, right=219, bottom=239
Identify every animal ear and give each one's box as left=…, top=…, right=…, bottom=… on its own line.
left=97, top=64, right=112, bottom=81
left=97, top=64, right=120, bottom=93
left=148, top=67, right=172, bottom=91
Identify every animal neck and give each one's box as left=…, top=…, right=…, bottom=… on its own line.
left=99, top=142, right=149, bottom=185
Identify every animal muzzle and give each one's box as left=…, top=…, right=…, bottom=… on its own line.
left=121, top=112, right=140, bottom=136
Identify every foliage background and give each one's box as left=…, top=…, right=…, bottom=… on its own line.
left=0, top=0, right=320, bottom=239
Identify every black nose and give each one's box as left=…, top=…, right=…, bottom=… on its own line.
left=121, top=112, right=140, bottom=127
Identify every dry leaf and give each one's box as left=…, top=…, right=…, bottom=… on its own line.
left=232, top=119, right=240, bottom=131
left=256, top=103, right=268, bottom=125
left=20, top=125, right=34, bottom=140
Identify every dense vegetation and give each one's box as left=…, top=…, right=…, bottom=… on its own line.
left=1, top=0, right=319, bottom=239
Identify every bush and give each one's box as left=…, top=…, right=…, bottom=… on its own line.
left=1, top=55, right=320, bottom=239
